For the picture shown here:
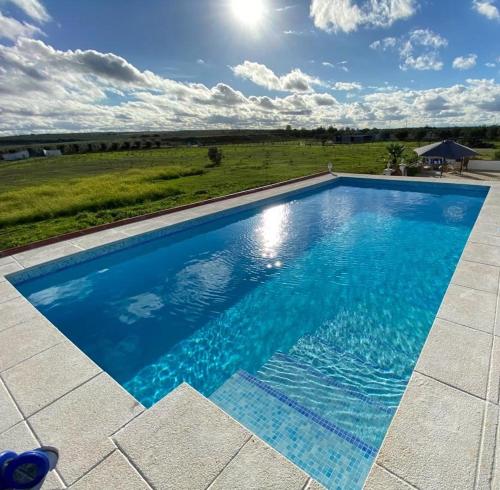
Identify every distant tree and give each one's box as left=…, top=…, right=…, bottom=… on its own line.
left=154, top=140, right=161, bottom=148
left=207, top=147, right=223, bottom=166
left=395, top=129, right=409, bottom=141
left=71, top=143, right=80, bottom=153
left=110, top=142, right=119, bottom=151
left=100, top=142, right=108, bottom=151
left=144, top=140, right=152, bottom=149
left=380, top=130, right=392, bottom=141
left=121, top=141, right=131, bottom=150
left=285, top=125, right=292, bottom=132
left=471, top=126, right=487, bottom=140
left=57, top=144, right=66, bottom=154
left=132, top=140, right=141, bottom=150
left=414, top=129, right=427, bottom=142
left=486, top=126, right=499, bottom=141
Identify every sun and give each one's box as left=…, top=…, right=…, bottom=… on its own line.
left=231, top=0, right=266, bottom=27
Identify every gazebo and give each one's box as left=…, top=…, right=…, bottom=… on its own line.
left=415, top=140, right=479, bottom=175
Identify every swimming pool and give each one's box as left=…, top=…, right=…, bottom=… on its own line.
left=10, top=177, right=487, bottom=489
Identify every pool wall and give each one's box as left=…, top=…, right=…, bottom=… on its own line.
left=0, top=172, right=498, bottom=489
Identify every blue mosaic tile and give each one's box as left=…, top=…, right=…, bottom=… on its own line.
left=211, top=371, right=376, bottom=489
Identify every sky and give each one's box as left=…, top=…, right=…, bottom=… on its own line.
left=0, top=0, right=499, bottom=135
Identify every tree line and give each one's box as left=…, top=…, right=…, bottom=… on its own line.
left=1, top=125, right=498, bottom=156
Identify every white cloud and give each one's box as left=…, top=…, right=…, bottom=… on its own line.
left=0, top=11, right=42, bottom=40
left=472, top=0, right=500, bottom=20
left=402, top=53, right=443, bottom=71
left=0, top=0, right=50, bottom=22
left=231, top=61, right=323, bottom=92
left=312, top=93, right=338, bottom=105
left=371, top=29, right=448, bottom=71
left=332, top=81, right=362, bottom=90
left=369, top=37, right=397, bottom=50
left=485, top=62, right=496, bottom=67
left=276, top=4, right=297, bottom=11
left=453, top=54, right=478, bottom=70
left=0, top=39, right=499, bottom=135
left=0, top=0, right=49, bottom=41
left=322, top=60, right=349, bottom=71
left=310, top=0, right=417, bottom=33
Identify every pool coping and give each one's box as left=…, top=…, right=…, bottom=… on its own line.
left=0, top=172, right=498, bottom=489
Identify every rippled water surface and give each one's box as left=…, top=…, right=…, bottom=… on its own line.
left=15, top=178, right=486, bottom=408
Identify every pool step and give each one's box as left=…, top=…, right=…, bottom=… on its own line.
left=257, top=352, right=395, bottom=448
left=210, top=370, right=375, bottom=490
left=289, top=335, right=410, bottom=408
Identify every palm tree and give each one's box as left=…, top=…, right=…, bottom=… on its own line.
left=386, top=143, right=406, bottom=170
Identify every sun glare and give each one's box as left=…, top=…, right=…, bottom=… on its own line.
left=231, top=0, right=266, bottom=27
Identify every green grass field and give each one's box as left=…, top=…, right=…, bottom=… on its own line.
left=0, top=140, right=488, bottom=250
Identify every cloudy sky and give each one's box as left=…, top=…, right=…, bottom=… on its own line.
left=0, top=0, right=499, bottom=135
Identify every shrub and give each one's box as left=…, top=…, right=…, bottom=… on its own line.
left=207, top=147, right=223, bottom=167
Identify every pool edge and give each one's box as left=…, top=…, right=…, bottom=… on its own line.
left=364, top=178, right=500, bottom=489
left=0, top=172, right=497, bottom=489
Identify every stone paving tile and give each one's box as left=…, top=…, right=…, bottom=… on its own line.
left=463, top=242, right=500, bottom=268
left=70, top=229, right=129, bottom=250
left=0, top=280, right=21, bottom=304
left=0, top=422, right=65, bottom=489
left=3, top=341, right=101, bottom=417
left=30, top=373, right=144, bottom=486
left=70, top=450, right=151, bottom=490
left=13, top=243, right=83, bottom=268
left=0, top=318, right=64, bottom=372
left=478, top=207, right=500, bottom=225
left=0, top=261, right=22, bottom=282
left=0, top=296, right=39, bottom=332
left=210, top=436, right=309, bottom=490
left=305, top=479, right=327, bottom=490
left=451, top=260, right=499, bottom=293
left=377, top=373, right=484, bottom=490
left=364, top=465, right=416, bottom=490
left=471, top=222, right=500, bottom=237
left=415, top=319, right=492, bottom=398
left=469, top=231, right=500, bottom=248
left=114, top=383, right=251, bottom=490
left=119, top=217, right=177, bottom=236
left=437, top=284, right=496, bottom=334
left=476, top=402, right=499, bottom=490
left=0, top=379, right=22, bottom=435
left=495, top=292, right=500, bottom=337
left=488, top=337, right=500, bottom=404
left=494, top=414, right=500, bottom=489
left=0, top=256, right=15, bottom=266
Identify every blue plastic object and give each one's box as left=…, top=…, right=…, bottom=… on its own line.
left=0, top=448, right=58, bottom=490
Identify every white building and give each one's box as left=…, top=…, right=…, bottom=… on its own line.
left=2, top=150, right=29, bottom=161
left=43, top=149, right=62, bottom=157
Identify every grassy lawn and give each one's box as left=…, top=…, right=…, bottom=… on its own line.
left=0, top=141, right=426, bottom=250
left=475, top=142, right=500, bottom=161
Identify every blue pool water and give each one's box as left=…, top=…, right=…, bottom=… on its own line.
left=12, top=178, right=487, bottom=489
